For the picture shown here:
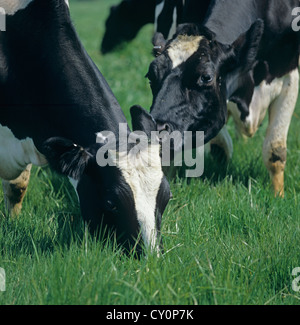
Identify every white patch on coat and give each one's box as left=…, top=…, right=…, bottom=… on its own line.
left=0, top=0, right=33, bottom=15
left=227, top=68, right=299, bottom=176
left=167, top=6, right=177, bottom=39
left=68, top=177, right=79, bottom=201
left=111, top=145, right=163, bottom=253
left=228, top=77, right=286, bottom=138
left=0, top=0, right=69, bottom=15
left=96, top=132, right=108, bottom=143
left=263, top=68, right=299, bottom=159
left=0, top=124, right=47, bottom=181
left=154, top=1, right=164, bottom=32
left=168, top=35, right=202, bottom=69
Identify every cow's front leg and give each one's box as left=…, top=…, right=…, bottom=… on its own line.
left=2, top=164, right=32, bottom=217
left=263, top=69, right=299, bottom=197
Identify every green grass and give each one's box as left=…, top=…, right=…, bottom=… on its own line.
left=1, top=0, right=300, bottom=305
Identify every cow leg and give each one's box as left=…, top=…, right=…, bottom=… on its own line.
left=263, top=69, right=299, bottom=197
left=2, top=164, right=32, bottom=217
left=226, top=102, right=248, bottom=141
left=209, top=125, right=233, bottom=162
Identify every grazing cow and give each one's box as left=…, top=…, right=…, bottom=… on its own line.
left=0, top=0, right=170, bottom=254
left=145, top=0, right=299, bottom=197
left=101, top=0, right=211, bottom=54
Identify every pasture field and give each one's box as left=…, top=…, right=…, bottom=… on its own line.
left=1, top=0, right=300, bottom=305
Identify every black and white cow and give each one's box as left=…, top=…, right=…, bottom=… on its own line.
left=0, top=0, right=170, bottom=254
left=100, top=0, right=211, bottom=54
left=145, top=0, right=300, bottom=197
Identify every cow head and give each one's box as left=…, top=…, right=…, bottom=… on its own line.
left=146, top=20, right=264, bottom=146
left=43, top=108, right=170, bottom=256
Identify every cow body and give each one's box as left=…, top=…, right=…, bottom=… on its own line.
left=0, top=0, right=170, bottom=254
left=155, top=0, right=212, bottom=40
left=101, top=0, right=156, bottom=54
left=101, top=0, right=211, bottom=54
left=146, top=0, right=299, bottom=196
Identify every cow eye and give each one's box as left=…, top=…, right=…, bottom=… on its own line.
left=200, top=74, right=213, bottom=84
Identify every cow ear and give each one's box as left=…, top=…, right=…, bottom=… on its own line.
left=130, top=105, right=156, bottom=138
left=43, top=137, right=93, bottom=180
left=152, top=32, right=167, bottom=57
left=223, top=19, right=264, bottom=97
left=231, top=19, right=264, bottom=69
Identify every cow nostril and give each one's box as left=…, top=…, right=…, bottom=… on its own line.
left=157, top=123, right=171, bottom=133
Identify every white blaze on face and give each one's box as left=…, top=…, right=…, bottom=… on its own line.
left=112, top=145, right=164, bottom=253
left=0, top=0, right=33, bottom=15
left=167, top=35, right=203, bottom=69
